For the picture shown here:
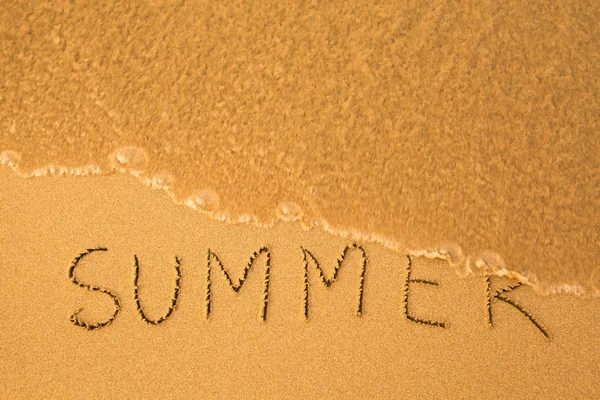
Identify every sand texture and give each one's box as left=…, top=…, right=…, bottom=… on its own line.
left=1, top=1, right=599, bottom=398
left=1, top=0, right=599, bottom=294
left=1, top=167, right=599, bottom=399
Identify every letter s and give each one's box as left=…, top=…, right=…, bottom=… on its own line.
left=69, top=247, right=121, bottom=330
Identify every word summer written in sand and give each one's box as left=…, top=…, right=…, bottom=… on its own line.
left=68, top=244, right=551, bottom=340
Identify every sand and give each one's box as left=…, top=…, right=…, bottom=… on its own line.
left=1, top=1, right=599, bottom=398
left=1, top=0, right=599, bottom=294
left=1, top=167, right=599, bottom=399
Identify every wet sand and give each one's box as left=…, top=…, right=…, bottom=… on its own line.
left=1, top=167, right=599, bottom=399
left=1, top=1, right=599, bottom=398
left=1, top=0, right=599, bottom=294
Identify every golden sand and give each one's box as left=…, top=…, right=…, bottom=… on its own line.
left=1, top=167, right=599, bottom=398
left=1, top=1, right=598, bottom=294
left=1, top=1, right=599, bottom=398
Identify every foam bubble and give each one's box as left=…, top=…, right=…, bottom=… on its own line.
left=148, top=173, right=174, bottom=189
left=0, top=150, right=22, bottom=168
left=277, top=202, right=304, bottom=221
left=471, top=251, right=505, bottom=272
left=191, top=189, right=220, bottom=212
left=238, top=214, right=258, bottom=223
left=110, top=146, right=148, bottom=169
left=437, top=242, right=464, bottom=264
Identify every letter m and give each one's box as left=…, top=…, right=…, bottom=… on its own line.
left=205, top=247, right=271, bottom=321
left=302, top=243, right=367, bottom=319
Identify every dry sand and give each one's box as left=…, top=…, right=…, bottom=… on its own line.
left=1, top=167, right=599, bottom=399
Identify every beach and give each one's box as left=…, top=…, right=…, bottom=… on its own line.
left=1, top=0, right=599, bottom=398
left=1, top=0, right=599, bottom=294
left=1, top=168, right=599, bottom=398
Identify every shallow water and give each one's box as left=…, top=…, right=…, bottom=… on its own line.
left=1, top=0, right=598, bottom=295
